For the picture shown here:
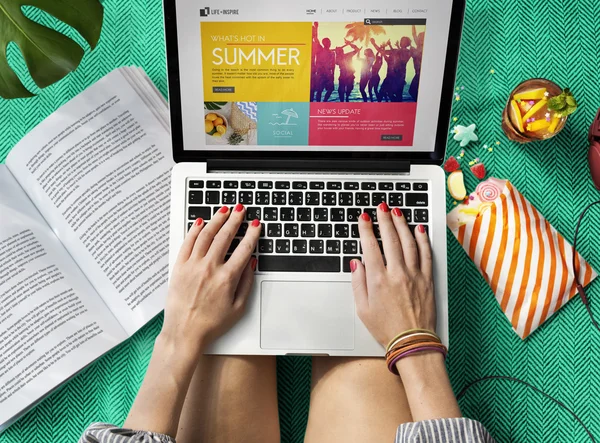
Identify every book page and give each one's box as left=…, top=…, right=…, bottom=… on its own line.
left=6, top=69, right=175, bottom=335
left=0, top=165, right=127, bottom=430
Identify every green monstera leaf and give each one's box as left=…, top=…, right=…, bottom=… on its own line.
left=0, top=0, right=104, bottom=99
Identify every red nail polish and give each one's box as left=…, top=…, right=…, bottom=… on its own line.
left=379, top=202, right=389, bottom=213
left=361, top=213, right=371, bottom=222
left=392, top=208, right=402, bottom=217
left=195, top=218, right=203, bottom=226
left=219, top=206, right=229, bottom=214
left=251, top=257, right=257, bottom=271
left=251, top=219, right=260, bottom=227
left=418, top=225, right=426, bottom=234
left=350, top=260, right=358, bottom=273
left=234, top=203, right=244, bottom=212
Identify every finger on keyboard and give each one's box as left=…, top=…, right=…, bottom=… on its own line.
left=358, top=212, right=385, bottom=273
left=208, top=203, right=246, bottom=260
left=414, top=225, right=433, bottom=279
left=227, top=219, right=261, bottom=274
left=178, top=218, right=205, bottom=263
left=193, top=205, right=230, bottom=258
left=391, top=206, right=419, bottom=269
left=377, top=202, right=403, bottom=269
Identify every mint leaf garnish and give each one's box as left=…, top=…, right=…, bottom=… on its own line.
left=547, top=88, right=578, bottom=117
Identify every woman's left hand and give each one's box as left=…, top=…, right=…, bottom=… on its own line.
left=161, top=204, right=261, bottom=356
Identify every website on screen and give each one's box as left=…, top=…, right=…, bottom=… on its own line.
left=175, top=0, right=453, bottom=152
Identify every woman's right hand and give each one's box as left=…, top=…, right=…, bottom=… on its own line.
left=350, top=202, right=437, bottom=348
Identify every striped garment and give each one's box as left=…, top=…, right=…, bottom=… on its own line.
left=395, top=418, right=496, bottom=443
left=79, top=423, right=174, bottom=442
left=79, top=418, right=495, bottom=442
left=448, top=178, right=597, bottom=339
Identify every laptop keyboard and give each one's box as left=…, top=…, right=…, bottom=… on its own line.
left=186, top=178, right=430, bottom=273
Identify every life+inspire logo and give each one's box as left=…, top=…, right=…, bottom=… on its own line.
left=200, top=7, right=239, bottom=16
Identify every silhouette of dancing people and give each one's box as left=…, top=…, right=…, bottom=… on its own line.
left=409, top=25, right=425, bottom=101
left=358, top=48, right=376, bottom=102
left=335, top=40, right=360, bottom=102
left=371, top=39, right=393, bottom=102
left=310, top=25, right=318, bottom=101
left=371, top=37, right=413, bottom=102
left=368, top=49, right=383, bottom=102
left=393, top=36, right=414, bottom=101
left=312, top=22, right=336, bottom=102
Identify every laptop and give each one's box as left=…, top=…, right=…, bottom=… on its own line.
left=164, top=0, right=465, bottom=356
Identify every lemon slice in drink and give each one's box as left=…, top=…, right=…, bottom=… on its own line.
left=513, top=88, right=547, bottom=101
left=509, top=100, right=525, bottom=133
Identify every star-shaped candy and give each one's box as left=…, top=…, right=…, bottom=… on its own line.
left=453, top=124, right=479, bottom=147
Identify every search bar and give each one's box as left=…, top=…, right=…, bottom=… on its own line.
left=364, top=18, right=426, bottom=26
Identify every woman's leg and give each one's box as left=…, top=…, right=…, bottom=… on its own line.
left=375, top=78, right=382, bottom=101
left=409, top=74, right=420, bottom=101
left=305, top=357, right=413, bottom=443
left=337, top=78, right=345, bottom=102
left=360, top=76, right=369, bottom=102
left=346, top=78, right=355, bottom=102
left=177, top=355, right=280, bottom=443
left=380, top=78, right=390, bottom=102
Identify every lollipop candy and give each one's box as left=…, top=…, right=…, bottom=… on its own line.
left=476, top=181, right=501, bottom=202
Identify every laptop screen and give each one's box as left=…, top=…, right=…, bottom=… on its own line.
left=174, top=0, right=454, bottom=153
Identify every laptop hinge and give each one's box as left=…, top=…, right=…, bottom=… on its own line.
left=207, top=159, right=411, bottom=174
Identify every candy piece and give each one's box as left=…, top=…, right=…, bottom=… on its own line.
left=548, top=115, right=561, bottom=133
left=453, top=124, right=479, bottom=147
left=471, top=163, right=487, bottom=180
left=448, top=170, right=467, bottom=201
left=476, top=181, right=501, bottom=202
left=459, top=208, right=480, bottom=217
left=510, top=100, right=525, bottom=133
left=522, top=100, right=548, bottom=124
left=444, top=156, right=460, bottom=173
left=526, top=119, right=551, bottom=132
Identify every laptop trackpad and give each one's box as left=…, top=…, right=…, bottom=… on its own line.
left=260, top=281, right=355, bottom=351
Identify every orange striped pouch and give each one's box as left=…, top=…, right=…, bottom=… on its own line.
left=447, top=178, right=597, bottom=339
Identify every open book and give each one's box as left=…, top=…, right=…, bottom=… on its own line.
left=0, top=67, right=174, bottom=431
